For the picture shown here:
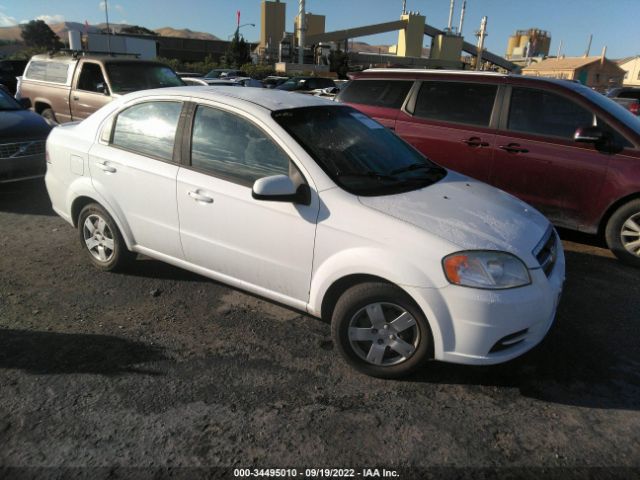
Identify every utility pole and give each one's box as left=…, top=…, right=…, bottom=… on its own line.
left=298, top=0, right=306, bottom=65
left=104, top=0, right=111, bottom=54
left=475, top=16, right=487, bottom=71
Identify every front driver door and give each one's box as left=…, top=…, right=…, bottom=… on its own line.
left=177, top=104, right=319, bottom=306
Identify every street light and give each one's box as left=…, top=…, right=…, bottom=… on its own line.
left=229, top=23, right=255, bottom=40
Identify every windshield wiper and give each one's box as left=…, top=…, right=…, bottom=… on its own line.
left=337, top=171, right=398, bottom=181
left=390, top=162, right=435, bottom=175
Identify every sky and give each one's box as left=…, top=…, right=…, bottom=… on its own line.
left=1, top=0, right=639, bottom=59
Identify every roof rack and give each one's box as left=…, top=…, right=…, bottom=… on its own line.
left=47, top=49, right=141, bottom=59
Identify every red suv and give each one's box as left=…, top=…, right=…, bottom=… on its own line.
left=336, top=69, right=640, bottom=266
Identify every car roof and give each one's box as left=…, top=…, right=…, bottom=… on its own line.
left=123, top=86, right=338, bottom=111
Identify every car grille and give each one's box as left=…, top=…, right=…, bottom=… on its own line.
left=533, top=228, right=558, bottom=277
left=0, top=140, right=46, bottom=159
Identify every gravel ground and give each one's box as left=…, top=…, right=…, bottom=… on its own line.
left=0, top=179, right=639, bottom=479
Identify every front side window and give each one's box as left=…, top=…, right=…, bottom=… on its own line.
left=338, top=80, right=413, bottom=109
left=191, top=106, right=290, bottom=185
left=77, top=63, right=107, bottom=93
left=508, top=87, right=594, bottom=139
left=273, top=106, right=446, bottom=196
left=111, top=101, right=182, bottom=161
left=414, top=81, right=497, bottom=127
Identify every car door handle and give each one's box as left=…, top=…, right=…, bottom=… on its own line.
left=96, top=162, right=116, bottom=173
left=188, top=190, right=213, bottom=204
left=499, top=143, right=529, bottom=153
left=72, top=96, right=79, bottom=101
left=462, top=137, right=489, bottom=147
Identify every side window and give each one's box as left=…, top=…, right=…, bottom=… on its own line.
left=339, top=80, right=412, bottom=109
left=77, top=63, right=107, bottom=93
left=111, top=101, right=182, bottom=161
left=414, top=81, right=497, bottom=126
left=507, top=87, right=594, bottom=139
left=596, top=116, right=633, bottom=149
left=191, top=106, right=290, bottom=185
left=25, top=61, right=69, bottom=83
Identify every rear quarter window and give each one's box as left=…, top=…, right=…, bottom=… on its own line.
left=25, top=61, right=70, bottom=84
left=338, top=80, right=413, bottom=109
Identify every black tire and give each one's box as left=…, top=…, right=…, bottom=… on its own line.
left=77, top=203, right=134, bottom=272
left=41, top=108, right=58, bottom=126
left=331, top=282, right=432, bottom=378
left=605, top=199, right=640, bottom=268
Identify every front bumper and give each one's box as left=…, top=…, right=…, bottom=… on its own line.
left=0, top=153, right=46, bottom=183
left=406, top=245, right=565, bottom=365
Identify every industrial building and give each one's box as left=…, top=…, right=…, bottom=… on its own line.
left=505, top=29, right=551, bottom=59
left=521, top=54, right=625, bottom=90
left=617, top=56, right=640, bottom=87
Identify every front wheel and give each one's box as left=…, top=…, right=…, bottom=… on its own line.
left=331, top=282, right=432, bottom=378
left=605, top=199, right=640, bottom=268
left=78, top=203, right=133, bottom=271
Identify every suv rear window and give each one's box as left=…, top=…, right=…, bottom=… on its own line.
left=414, top=81, right=497, bottom=127
left=25, top=61, right=70, bottom=84
left=338, top=80, right=412, bottom=109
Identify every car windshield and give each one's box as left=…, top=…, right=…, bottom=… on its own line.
left=273, top=106, right=447, bottom=196
left=573, top=83, right=640, bottom=137
left=105, top=62, right=184, bottom=93
left=0, top=89, right=20, bottom=110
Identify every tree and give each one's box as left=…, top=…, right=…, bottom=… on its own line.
left=120, top=25, right=157, bottom=36
left=20, top=20, right=63, bottom=50
left=222, top=31, right=251, bottom=68
left=329, top=49, right=349, bottom=79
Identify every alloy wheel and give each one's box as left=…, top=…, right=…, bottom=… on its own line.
left=82, top=214, right=115, bottom=263
left=621, top=213, right=640, bottom=257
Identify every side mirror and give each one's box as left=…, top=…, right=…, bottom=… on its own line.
left=574, top=126, right=607, bottom=143
left=96, top=82, right=109, bottom=95
left=18, top=97, right=31, bottom=109
left=252, top=175, right=310, bottom=205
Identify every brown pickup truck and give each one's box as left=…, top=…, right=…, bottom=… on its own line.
left=19, top=52, right=184, bottom=124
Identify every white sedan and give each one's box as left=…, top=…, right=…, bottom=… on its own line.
left=45, top=87, right=565, bottom=378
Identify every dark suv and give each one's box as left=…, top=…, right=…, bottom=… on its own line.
left=336, top=69, right=640, bottom=266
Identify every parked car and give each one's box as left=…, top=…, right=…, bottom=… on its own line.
left=19, top=53, right=184, bottom=125
left=0, top=89, right=51, bottom=183
left=276, top=76, right=336, bottom=93
left=204, top=69, right=245, bottom=79
left=337, top=69, right=640, bottom=266
left=263, top=76, right=289, bottom=89
left=606, top=87, right=640, bottom=116
left=45, top=87, right=564, bottom=378
left=180, top=77, right=244, bottom=87
left=0, top=59, right=28, bottom=95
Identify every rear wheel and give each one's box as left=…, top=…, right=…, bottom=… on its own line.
left=78, top=203, right=133, bottom=271
left=40, top=108, right=58, bottom=126
left=331, top=282, right=432, bottom=378
left=605, top=199, right=640, bottom=268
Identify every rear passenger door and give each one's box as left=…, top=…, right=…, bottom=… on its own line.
left=338, top=79, right=414, bottom=130
left=395, top=80, right=501, bottom=182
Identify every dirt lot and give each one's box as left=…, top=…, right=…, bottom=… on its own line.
left=0, top=179, right=639, bottom=479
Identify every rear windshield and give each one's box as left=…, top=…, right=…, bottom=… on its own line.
left=105, top=63, right=184, bottom=93
left=25, top=61, right=70, bottom=84
left=273, top=105, right=446, bottom=196
left=337, top=79, right=413, bottom=109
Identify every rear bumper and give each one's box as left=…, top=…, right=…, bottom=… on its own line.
left=0, top=154, right=46, bottom=183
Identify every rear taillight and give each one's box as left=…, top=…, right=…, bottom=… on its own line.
left=629, top=103, right=640, bottom=116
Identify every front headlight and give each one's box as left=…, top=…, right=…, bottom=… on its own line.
left=442, top=251, right=531, bottom=289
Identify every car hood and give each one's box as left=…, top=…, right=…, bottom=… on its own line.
left=358, top=171, right=550, bottom=268
left=0, top=109, right=51, bottom=141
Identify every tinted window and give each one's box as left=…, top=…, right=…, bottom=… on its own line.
left=191, top=106, right=290, bottom=185
left=414, top=81, right=497, bottom=126
left=112, top=102, right=182, bottom=161
left=273, top=106, right=446, bottom=196
left=619, top=91, right=640, bottom=100
left=338, top=80, right=412, bottom=109
left=25, top=61, right=69, bottom=84
left=508, top=87, right=594, bottom=139
left=77, top=63, right=107, bottom=93
left=105, top=63, right=183, bottom=93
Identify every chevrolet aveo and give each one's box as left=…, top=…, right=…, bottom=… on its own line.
left=45, top=87, right=565, bottom=378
